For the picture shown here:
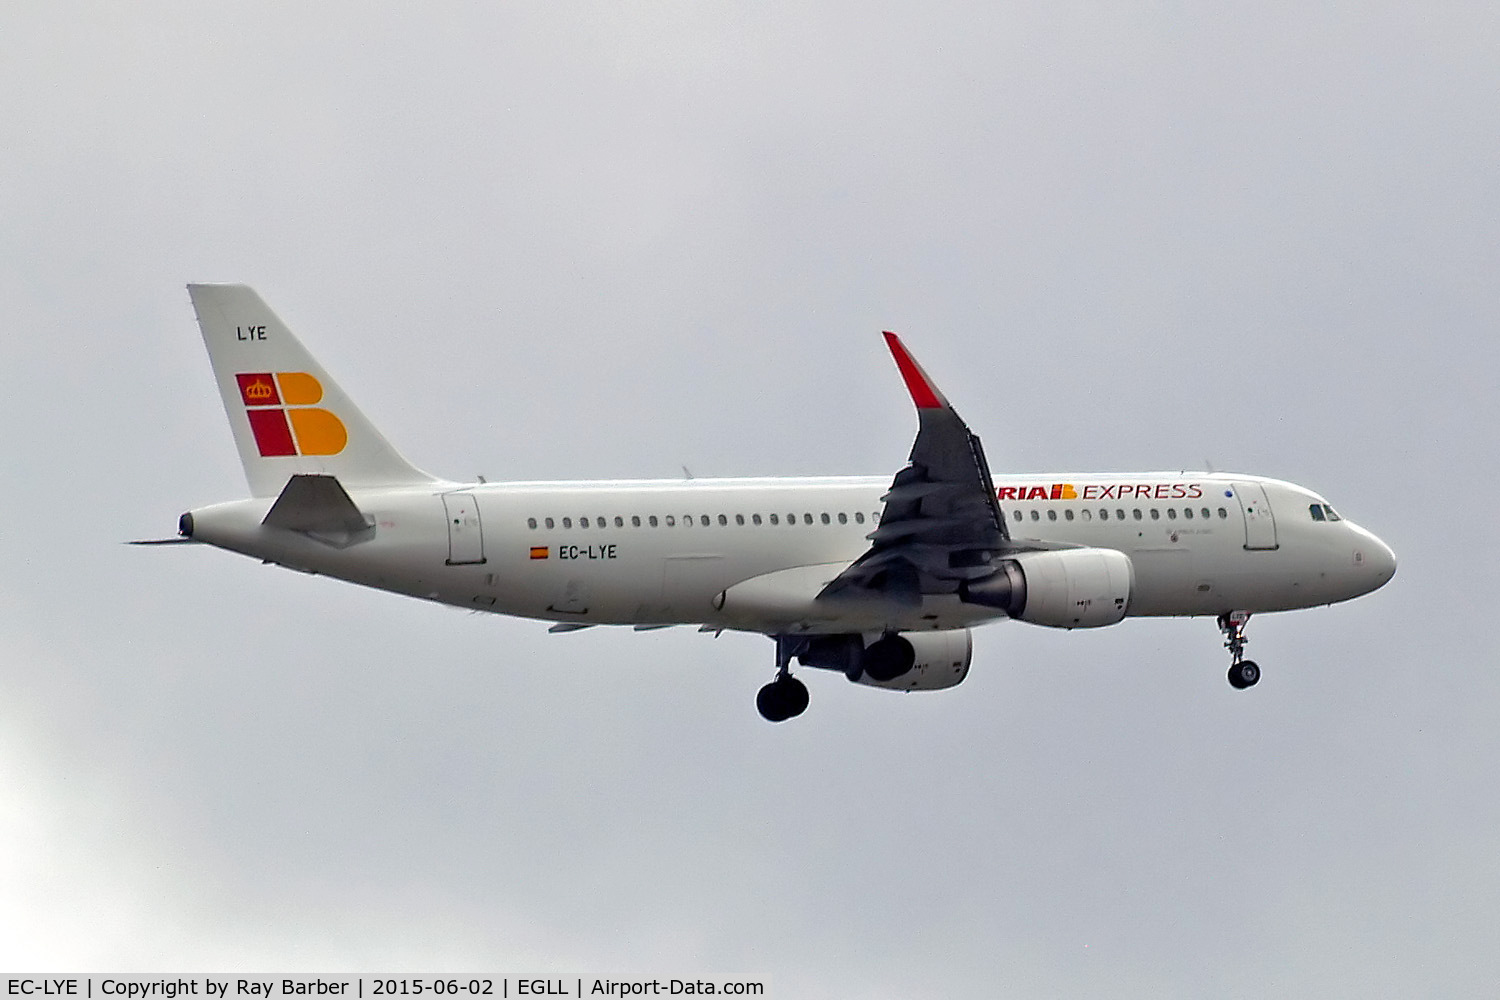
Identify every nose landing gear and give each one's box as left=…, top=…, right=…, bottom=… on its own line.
left=1219, top=612, right=1261, bottom=689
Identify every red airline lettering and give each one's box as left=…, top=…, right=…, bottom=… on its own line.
left=996, top=482, right=1204, bottom=503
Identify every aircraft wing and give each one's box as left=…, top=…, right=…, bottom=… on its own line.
left=819, top=333, right=1012, bottom=606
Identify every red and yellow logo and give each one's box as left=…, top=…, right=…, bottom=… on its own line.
left=998, top=484, right=1078, bottom=501
left=235, top=372, right=347, bottom=457
left=998, top=482, right=1205, bottom=502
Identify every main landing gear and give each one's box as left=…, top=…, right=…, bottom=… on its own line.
left=1219, top=611, right=1261, bottom=689
left=757, top=637, right=810, bottom=723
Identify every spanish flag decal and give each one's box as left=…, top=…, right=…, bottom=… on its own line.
left=530, top=546, right=550, bottom=560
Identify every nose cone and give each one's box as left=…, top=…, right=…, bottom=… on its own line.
left=1367, top=534, right=1397, bottom=586
left=1352, top=527, right=1397, bottom=594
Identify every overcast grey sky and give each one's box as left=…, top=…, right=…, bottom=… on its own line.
left=3, top=2, right=1498, bottom=994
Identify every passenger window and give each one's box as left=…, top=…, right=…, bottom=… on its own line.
left=855, top=512, right=865, bottom=524
left=1012, top=510, right=1023, bottom=522
left=734, top=514, right=743, bottom=526
left=821, top=513, right=831, bottom=525
left=631, top=515, right=641, bottom=527
left=1047, top=509, right=1057, bottom=521
left=804, top=513, right=814, bottom=525
left=580, top=517, right=589, bottom=528
left=752, top=513, right=762, bottom=525
left=1150, top=509, right=1160, bottom=521
left=1030, top=510, right=1040, bottom=521
left=649, top=515, right=659, bottom=527
left=769, top=514, right=779, bottom=525
left=1117, top=509, right=1125, bottom=521
left=665, top=515, right=675, bottom=527
left=1201, top=508, right=1210, bottom=519
left=545, top=517, right=555, bottom=529
left=838, top=512, right=848, bottom=524
left=527, top=517, right=537, bottom=529
left=615, top=516, right=624, bottom=528
left=702, top=515, right=711, bottom=526
left=1133, top=509, right=1143, bottom=521
left=1099, top=509, right=1109, bottom=521
left=1167, top=508, right=1177, bottom=519
left=1217, top=508, right=1228, bottom=519
left=1184, top=508, right=1194, bottom=519
left=1081, top=510, right=1092, bottom=521
left=788, top=513, right=797, bottom=525
left=1065, top=509, right=1075, bottom=521
left=562, top=517, right=573, bottom=529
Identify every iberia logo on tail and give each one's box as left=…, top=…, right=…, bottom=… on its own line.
left=235, top=372, right=347, bottom=457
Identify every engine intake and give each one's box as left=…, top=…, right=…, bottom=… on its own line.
left=795, top=631, right=972, bottom=691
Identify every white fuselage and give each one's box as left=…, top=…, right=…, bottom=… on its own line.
left=185, top=471, right=1396, bottom=635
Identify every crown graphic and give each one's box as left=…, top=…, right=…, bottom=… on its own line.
left=245, top=379, right=275, bottom=401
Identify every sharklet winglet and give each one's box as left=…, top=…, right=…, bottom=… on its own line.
left=882, top=332, right=949, bottom=410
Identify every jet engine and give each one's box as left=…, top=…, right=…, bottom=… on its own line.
left=960, top=547, right=1134, bottom=628
left=793, top=630, right=972, bottom=691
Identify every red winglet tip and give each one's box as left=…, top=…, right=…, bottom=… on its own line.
left=883, top=332, right=946, bottom=409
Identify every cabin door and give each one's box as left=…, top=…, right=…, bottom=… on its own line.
left=442, top=493, right=487, bottom=565
left=1234, top=482, right=1278, bottom=551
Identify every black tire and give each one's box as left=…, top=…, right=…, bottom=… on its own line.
left=781, top=676, right=809, bottom=718
left=1238, top=660, right=1260, bottom=687
left=757, top=676, right=809, bottom=722
left=757, top=681, right=789, bottom=722
left=1228, top=660, right=1261, bottom=689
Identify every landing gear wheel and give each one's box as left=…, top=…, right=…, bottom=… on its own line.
left=1218, top=612, right=1261, bottom=690
left=1228, top=659, right=1261, bottom=690
left=756, top=676, right=809, bottom=722
left=781, top=676, right=809, bottom=717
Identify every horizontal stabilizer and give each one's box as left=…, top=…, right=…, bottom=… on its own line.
left=263, top=474, right=372, bottom=535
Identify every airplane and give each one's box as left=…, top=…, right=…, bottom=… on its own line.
left=141, top=284, right=1397, bottom=722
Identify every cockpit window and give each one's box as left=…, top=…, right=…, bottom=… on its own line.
left=1309, top=503, right=1342, bottom=522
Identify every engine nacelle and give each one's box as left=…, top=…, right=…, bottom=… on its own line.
left=795, top=630, right=972, bottom=691
left=960, top=547, right=1133, bottom=628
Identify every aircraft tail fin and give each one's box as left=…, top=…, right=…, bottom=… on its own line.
left=187, top=284, right=439, bottom=497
